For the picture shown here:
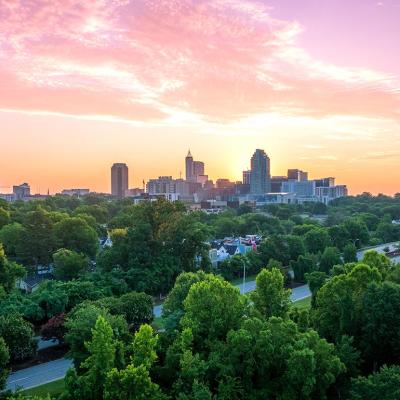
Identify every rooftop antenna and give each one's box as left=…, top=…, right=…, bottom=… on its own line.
left=179, top=170, right=182, bottom=179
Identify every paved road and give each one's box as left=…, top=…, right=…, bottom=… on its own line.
left=7, top=281, right=310, bottom=391
left=6, top=358, right=73, bottom=392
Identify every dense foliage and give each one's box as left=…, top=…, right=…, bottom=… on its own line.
left=0, top=193, right=400, bottom=399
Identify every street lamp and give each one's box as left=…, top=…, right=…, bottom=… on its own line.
left=242, top=258, right=247, bottom=295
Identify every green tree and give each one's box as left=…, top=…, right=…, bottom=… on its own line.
left=65, top=304, right=129, bottom=368
left=54, top=217, right=98, bottom=258
left=319, top=246, right=341, bottom=274
left=104, top=324, right=165, bottom=400
left=62, top=316, right=117, bottom=400
left=19, top=207, right=59, bottom=265
left=312, top=264, right=381, bottom=343
left=0, top=244, right=25, bottom=293
left=362, top=250, right=392, bottom=276
left=328, top=225, right=350, bottom=250
left=0, top=314, right=36, bottom=362
left=291, top=254, right=316, bottom=282
left=305, top=271, right=328, bottom=308
left=286, top=235, right=306, bottom=261
left=0, top=208, right=10, bottom=230
left=361, top=282, right=400, bottom=368
left=343, top=243, right=357, bottom=263
left=53, top=249, right=88, bottom=280
left=343, top=219, right=369, bottom=247
left=349, top=365, right=400, bottom=400
left=181, top=276, right=243, bottom=347
left=251, top=268, right=291, bottom=319
left=304, top=228, right=331, bottom=254
left=0, top=337, right=9, bottom=390
left=0, top=223, right=26, bottom=258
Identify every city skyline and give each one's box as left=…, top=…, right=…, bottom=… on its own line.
left=1, top=0, right=399, bottom=195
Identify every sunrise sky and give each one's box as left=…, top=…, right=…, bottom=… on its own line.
left=1, top=0, right=399, bottom=195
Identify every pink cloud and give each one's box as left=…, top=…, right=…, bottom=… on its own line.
left=0, top=0, right=398, bottom=123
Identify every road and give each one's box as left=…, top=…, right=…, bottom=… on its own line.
left=6, top=358, right=73, bottom=392
left=6, top=281, right=310, bottom=391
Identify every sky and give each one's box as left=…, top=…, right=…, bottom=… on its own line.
left=0, top=0, right=399, bottom=195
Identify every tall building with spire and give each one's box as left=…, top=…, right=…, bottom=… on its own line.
left=185, top=150, right=193, bottom=181
left=250, top=149, right=271, bottom=194
left=111, top=163, right=129, bottom=198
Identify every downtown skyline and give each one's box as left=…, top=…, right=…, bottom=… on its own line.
left=1, top=0, right=400, bottom=195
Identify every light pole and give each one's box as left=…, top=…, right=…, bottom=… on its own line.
left=242, top=258, right=247, bottom=294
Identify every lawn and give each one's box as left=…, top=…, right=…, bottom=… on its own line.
left=293, top=296, right=311, bottom=310
left=22, top=379, right=65, bottom=397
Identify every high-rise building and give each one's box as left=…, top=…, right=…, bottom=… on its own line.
left=287, top=169, right=308, bottom=181
left=193, top=161, right=205, bottom=182
left=250, top=149, right=271, bottom=194
left=13, top=183, right=30, bottom=200
left=111, top=163, right=129, bottom=199
left=242, top=170, right=251, bottom=185
left=185, top=150, right=194, bottom=181
left=314, top=177, right=335, bottom=187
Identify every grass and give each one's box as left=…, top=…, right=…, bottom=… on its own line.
left=22, top=379, right=65, bottom=397
left=229, top=274, right=257, bottom=286
left=293, top=296, right=311, bottom=310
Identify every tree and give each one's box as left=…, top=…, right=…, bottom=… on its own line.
left=305, top=271, right=328, bottom=308
left=362, top=250, right=392, bottom=276
left=181, top=276, right=243, bottom=347
left=304, top=228, right=331, bottom=254
left=104, top=324, right=165, bottom=400
left=251, top=268, right=291, bottom=319
left=349, top=365, right=400, bottom=400
left=96, top=292, right=153, bottom=331
left=343, top=219, right=369, bottom=247
left=53, top=249, right=88, bottom=281
left=0, top=244, right=25, bottom=293
left=0, top=223, right=26, bottom=258
left=19, top=207, right=59, bottom=265
left=41, top=313, right=66, bottom=344
left=0, top=208, right=10, bottom=230
left=0, top=337, right=9, bottom=390
left=286, top=235, right=306, bottom=261
left=328, top=225, right=350, bottom=250
left=54, top=217, right=98, bottom=258
left=162, top=271, right=215, bottom=330
left=0, top=314, right=36, bottom=362
left=343, top=243, right=357, bottom=263
left=65, top=304, right=129, bottom=368
left=291, top=254, right=316, bottom=282
left=319, top=246, right=341, bottom=274
left=312, top=264, right=381, bottom=344
left=361, top=282, right=400, bottom=369
left=62, top=316, right=117, bottom=400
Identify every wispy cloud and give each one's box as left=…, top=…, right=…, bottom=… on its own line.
left=0, top=0, right=399, bottom=123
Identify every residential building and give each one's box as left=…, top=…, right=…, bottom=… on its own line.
left=242, top=170, right=251, bottom=185
left=111, top=163, right=129, bottom=199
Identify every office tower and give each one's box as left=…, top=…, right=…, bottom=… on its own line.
left=288, top=169, right=308, bottom=181
left=242, top=170, right=251, bottom=185
left=111, top=163, right=129, bottom=199
left=193, top=161, right=205, bottom=182
left=13, top=183, right=30, bottom=200
left=185, top=150, right=194, bottom=181
left=250, top=149, right=271, bottom=194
